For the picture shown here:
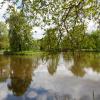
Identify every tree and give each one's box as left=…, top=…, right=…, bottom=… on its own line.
left=1, top=0, right=100, bottom=52
left=40, top=28, right=58, bottom=51
left=81, top=34, right=96, bottom=50
left=18, top=0, right=100, bottom=52
left=62, top=24, right=86, bottom=51
left=0, top=22, right=9, bottom=50
left=8, top=9, right=33, bottom=51
left=31, top=0, right=100, bottom=44
left=91, top=30, right=100, bottom=51
left=2, top=0, right=100, bottom=35
left=61, top=35, right=72, bottom=51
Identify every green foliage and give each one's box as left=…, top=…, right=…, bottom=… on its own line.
left=91, top=30, right=100, bottom=51
left=40, top=28, right=59, bottom=51
left=0, top=0, right=100, bottom=52
left=81, top=34, right=96, bottom=50
left=8, top=9, right=33, bottom=51
left=62, top=26, right=100, bottom=51
left=32, top=39, right=40, bottom=50
left=62, top=25, right=86, bottom=51
left=2, top=0, right=99, bottom=32
left=0, top=22, right=9, bottom=50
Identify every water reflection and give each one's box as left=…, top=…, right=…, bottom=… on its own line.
left=80, top=95, right=91, bottom=100
left=8, top=56, right=37, bottom=96
left=47, top=54, right=59, bottom=75
left=0, top=52, right=100, bottom=100
left=62, top=52, right=100, bottom=77
left=0, top=55, right=10, bottom=82
left=70, top=53, right=86, bottom=77
left=90, top=55, right=100, bottom=73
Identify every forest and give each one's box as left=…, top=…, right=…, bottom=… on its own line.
left=0, top=0, right=100, bottom=53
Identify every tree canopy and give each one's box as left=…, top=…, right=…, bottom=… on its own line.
left=0, top=0, right=100, bottom=52
left=0, top=21, right=9, bottom=49
left=8, top=9, right=33, bottom=51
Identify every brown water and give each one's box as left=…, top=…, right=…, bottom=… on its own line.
left=0, top=52, right=100, bottom=100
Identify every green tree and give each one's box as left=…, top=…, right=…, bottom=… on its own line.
left=91, top=30, right=100, bottom=51
left=61, top=35, right=72, bottom=51
left=40, top=28, right=59, bottom=51
left=62, top=25, right=86, bottom=51
left=8, top=9, right=33, bottom=51
left=0, top=22, right=9, bottom=50
left=2, top=0, right=99, bottom=40
left=81, top=34, right=96, bottom=50
left=1, top=0, right=99, bottom=51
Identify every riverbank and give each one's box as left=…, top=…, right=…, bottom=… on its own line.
left=1, top=50, right=100, bottom=56
left=0, top=50, right=4, bottom=55
left=3, top=50, right=44, bottom=56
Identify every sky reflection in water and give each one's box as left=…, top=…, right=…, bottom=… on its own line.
left=0, top=52, right=100, bottom=100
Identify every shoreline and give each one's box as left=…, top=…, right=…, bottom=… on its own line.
left=1, top=50, right=100, bottom=55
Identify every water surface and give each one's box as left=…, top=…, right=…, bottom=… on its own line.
left=0, top=52, right=100, bottom=100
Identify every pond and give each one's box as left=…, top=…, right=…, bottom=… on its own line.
left=0, top=52, right=100, bottom=100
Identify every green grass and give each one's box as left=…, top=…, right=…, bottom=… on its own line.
left=2, top=49, right=100, bottom=56
left=0, top=50, right=5, bottom=54
left=4, top=50, right=45, bottom=56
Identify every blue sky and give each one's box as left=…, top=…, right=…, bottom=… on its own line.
left=0, top=0, right=98, bottom=39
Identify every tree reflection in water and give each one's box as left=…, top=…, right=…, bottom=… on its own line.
left=70, top=53, right=86, bottom=77
left=47, top=53, right=60, bottom=75
left=63, top=52, right=100, bottom=77
left=0, top=55, right=10, bottom=82
left=8, top=56, right=38, bottom=96
left=40, top=53, right=60, bottom=75
left=0, top=52, right=100, bottom=100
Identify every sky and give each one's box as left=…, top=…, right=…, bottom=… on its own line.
left=0, top=0, right=98, bottom=39
left=0, top=0, right=8, bottom=22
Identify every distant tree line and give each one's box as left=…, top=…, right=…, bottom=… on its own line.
left=0, top=20, right=100, bottom=52
left=40, top=27, right=100, bottom=52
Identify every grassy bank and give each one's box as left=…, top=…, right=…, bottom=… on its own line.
left=4, top=50, right=44, bottom=55
left=0, top=50, right=5, bottom=55
left=2, top=49, right=100, bottom=56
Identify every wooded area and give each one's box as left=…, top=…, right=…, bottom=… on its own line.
left=0, top=0, right=100, bottom=52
